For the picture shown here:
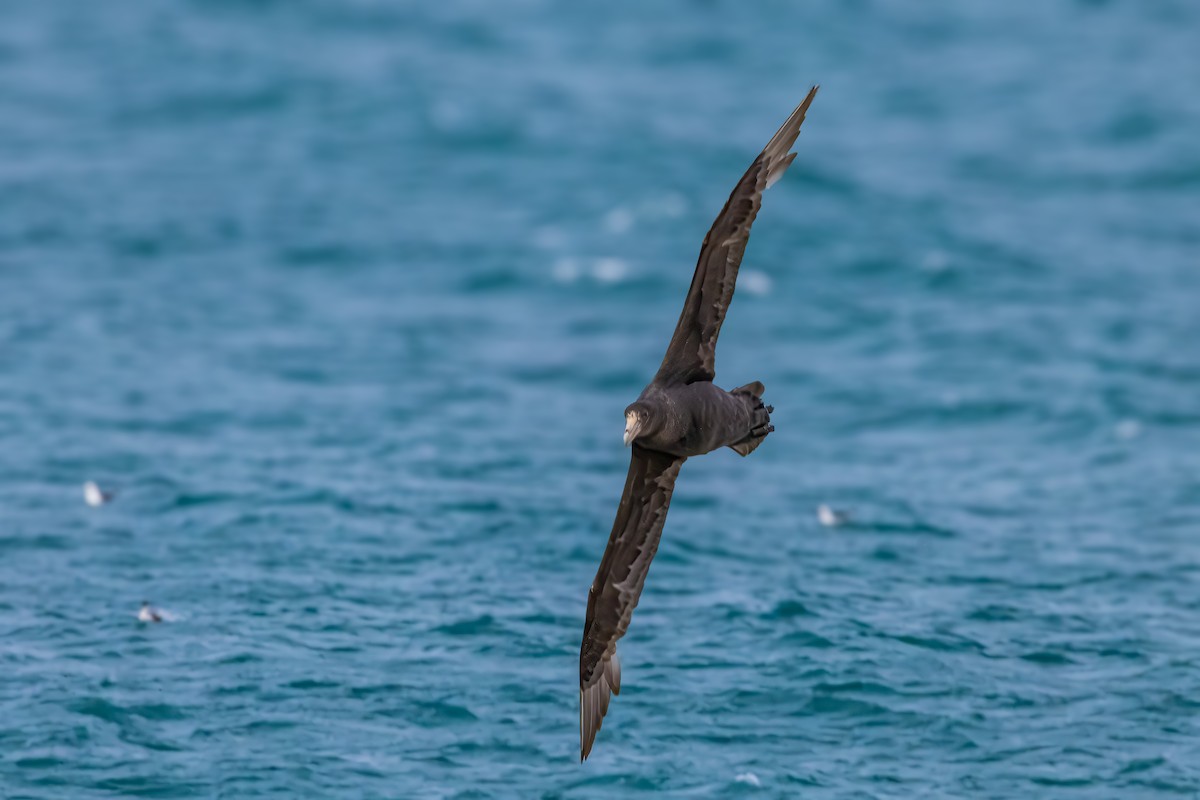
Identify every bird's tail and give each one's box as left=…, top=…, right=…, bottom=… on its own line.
left=729, top=382, right=773, bottom=457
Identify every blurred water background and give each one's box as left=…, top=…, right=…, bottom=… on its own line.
left=2, top=1, right=1200, bottom=796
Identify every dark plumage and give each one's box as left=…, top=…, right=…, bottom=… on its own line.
left=579, top=86, right=819, bottom=761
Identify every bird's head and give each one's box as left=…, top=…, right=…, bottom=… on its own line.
left=623, top=402, right=655, bottom=446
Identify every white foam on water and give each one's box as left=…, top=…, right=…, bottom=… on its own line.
left=740, top=269, right=772, bottom=296
left=551, top=257, right=582, bottom=283
left=734, top=772, right=761, bottom=787
left=430, top=99, right=465, bottom=131
left=644, top=191, right=687, bottom=219
left=592, top=258, right=629, bottom=284
left=1115, top=419, right=1141, bottom=440
left=604, top=207, right=634, bottom=234
left=920, top=249, right=952, bottom=273
left=532, top=225, right=566, bottom=250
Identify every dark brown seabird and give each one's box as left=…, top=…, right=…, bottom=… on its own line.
left=579, top=86, right=819, bottom=761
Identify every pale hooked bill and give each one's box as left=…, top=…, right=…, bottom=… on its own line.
left=83, top=481, right=113, bottom=507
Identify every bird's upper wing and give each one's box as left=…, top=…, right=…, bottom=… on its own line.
left=654, top=86, right=819, bottom=386
left=579, top=445, right=685, bottom=761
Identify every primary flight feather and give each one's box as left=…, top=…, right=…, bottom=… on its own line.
left=579, top=85, right=819, bottom=761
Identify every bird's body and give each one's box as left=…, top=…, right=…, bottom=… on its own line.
left=138, top=601, right=163, bottom=623
left=579, top=85, right=819, bottom=761
left=817, top=503, right=850, bottom=527
left=83, top=481, right=113, bottom=507
left=629, top=380, right=771, bottom=459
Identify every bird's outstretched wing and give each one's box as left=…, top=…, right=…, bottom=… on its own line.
left=579, top=445, right=685, bottom=761
left=654, top=86, right=819, bottom=386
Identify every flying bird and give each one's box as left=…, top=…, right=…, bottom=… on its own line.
left=579, top=85, right=819, bottom=761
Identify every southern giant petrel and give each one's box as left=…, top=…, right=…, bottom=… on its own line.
left=579, top=86, right=819, bottom=761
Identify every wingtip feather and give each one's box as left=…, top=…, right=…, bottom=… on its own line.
left=761, top=84, right=819, bottom=190
left=580, top=656, right=622, bottom=762
left=763, top=84, right=820, bottom=160
left=764, top=152, right=798, bottom=189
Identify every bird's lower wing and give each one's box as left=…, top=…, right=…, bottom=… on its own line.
left=654, top=85, right=818, bottom=386
left=579, top=445, right=686, bottom=761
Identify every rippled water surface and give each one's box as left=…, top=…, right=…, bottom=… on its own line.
left=3, top=1, right=1200, bottom=796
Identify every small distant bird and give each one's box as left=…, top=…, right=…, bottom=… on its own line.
left=817, top=504, right=850, bottom=527
left=83, top=481, right=113, bottom=507
left=138, top=601, right=164, bottom=623
left=579, top=86, right=819, bottom=761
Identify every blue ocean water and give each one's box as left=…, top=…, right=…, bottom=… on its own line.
left=3, top=0, right=1200, bottom=796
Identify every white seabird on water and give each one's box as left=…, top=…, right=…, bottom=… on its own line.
left=138, top=601, right=164, bottom=623
left=817, top=504, right=849, bottom=527
left=83, top=481, right=114, bottom=507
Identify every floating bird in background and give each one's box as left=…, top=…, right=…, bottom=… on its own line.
left=83, top=481, right=113, bottom=507
left=817, top=503, right=850, bottom=527
left=579, top=86, right=819, bottom=761
left=138, top=601, right=164, bottom=623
